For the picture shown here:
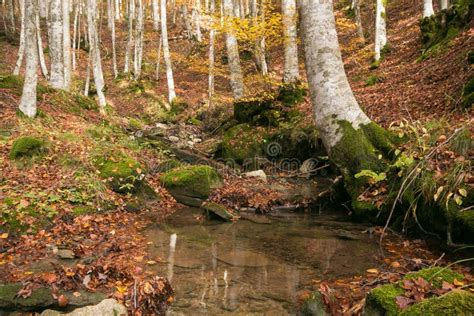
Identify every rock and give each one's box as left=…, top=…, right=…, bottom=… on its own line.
left=94, top=155, right=143, bottom=194
left=0, top=283, right=54, bottom=311
left=168, top=136, right=180, bottom=143
left=220, top=124, right=270, bottom=163
left=202, top=202, right=238, bottom=221
left=240, top=213, right=272, bottom=225
left=300, top=292, right=329, bottom=316
left=333, top=230, right=360, bottom=240
left=41, top=299, right=127, bottom=316
left=160, top=165, right=222, bottom=207
left=399, top=290, right=474, bottom=315
left=56, top=249, right=75, bottom=260
left=363, top=267, right=466, bottom=316
left=243, top=170, right=267, bottom=182
left=9, top=136, right=47, bottom=160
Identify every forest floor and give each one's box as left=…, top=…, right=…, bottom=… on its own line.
left=0, top=0, right=473, bottom=314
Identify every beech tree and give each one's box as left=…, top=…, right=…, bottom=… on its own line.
left=282, top=0, right=299, bottom=83
left=161, top=0, right=176, bottom=104
left=48, top=0, right=65, bottom=89
left=208, top=0, right=216, bottom=103
left=19, top=0, right=38, bottom=118
left=63, top=0, right=72, bottom=90
left=223, top=0, right=245, bottom=99
left=374, top=0, right=387, bottom=62
left=299, top=0, right=393, bottom=206
left=423, top=0, right=435, bottom=17
left=13, top=0, right=25, bottom=75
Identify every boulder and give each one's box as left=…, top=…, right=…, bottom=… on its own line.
left=243, top=170, right=267, bottom=182
left=94, top=155, right=143, bottom=194
left=41, top=299, right=127, bottom=316
left=363, top=267, right=467, bottom=316
left=9, top=136, right=47, bottom=160
left=300, top=292, right=329, bottom=316
left=202, top=202, right=238, bottom=221
left=160, top=165, right=222, bottom=207
left=220, top=124, right=269, bottom=163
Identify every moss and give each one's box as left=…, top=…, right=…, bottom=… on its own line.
left=301, top=292, right=329, bottom=316
left=160, top=165, right=222, bottom=199
left=9, top=136, right=47, bottom=160
left=276, top=83, right=306, bottom=106
left=462, top=77, right=474, bottom=108
left=233, top=95, right=275, bottom=124
left=369, top=60, right=380, bottom=70
left=170, top=98, right=188, bottom=115
left=468, top=51, right=474, bottom=64
left=365, top=75, right=382, bottom=86
left=0, top=283, right=55, bottom=311
left=72, top=205, right=96, bottom=216
left=221, top=123, right=270, bottom=163
left=128, top=117, right=144, bottom=130
left=75, top=94, right=98, bottom=111
left=187, top=117, right=202, bottom=126
left=400, top=290, right=474, bottom=316
left=365, top=284, right=404, bottom=316
left=94, top=155, right=143, bottom=194
left=330, top=121, right=393, bottom=216
left=405, top=267, right=464, bottom=288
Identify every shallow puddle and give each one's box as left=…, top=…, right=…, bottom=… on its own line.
left=145, top=208, right=379, bottom=315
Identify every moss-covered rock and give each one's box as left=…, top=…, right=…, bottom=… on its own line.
left=9, top=136, right=47, bottom=160
left=300, top=292, right=329, bottom=316
left=160, top=165, right=222, bottom=206
left=0, top=283, right=54, bottom=311
left=399, top=290, right=474, bottom=315
left=202, top=202, right=238, bottom=221
left=94, top=155, right=143, bottom=194
left=220, top=123, right=271, bottom=163
left=363, top=267, right=467, bottom=316
left=276, top=83, right=306, bottom=106
left=234, top=95, right=276, bottom=124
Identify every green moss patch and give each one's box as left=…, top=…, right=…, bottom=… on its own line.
left=9, top=136, right=47, bottom=160
left=461, top=77, right=473, bottom=108
left=94, top=155, right=143, bottom=194
left=220, top=123, right=271, bottom=163
left=405, top=267, right=463, bottom=288
left=400, top=290, right=474, bottom=316
left=160, top=165, right=222, bottom=199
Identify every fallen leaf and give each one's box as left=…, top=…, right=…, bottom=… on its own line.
left=366, top=268, right=379, bottom=274
left=453, top=279, right=464, bottom=286
left=58, top=295, right=68, bottom=307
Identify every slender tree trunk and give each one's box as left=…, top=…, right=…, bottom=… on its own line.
left=48, top=0, right=65, bottom=89
left=440, top=0, right=449, bottom=10
left=7, top=0, right=15, bottom=34
left=133, top=0, right=144, bottom=79
left=13, top=0, right=25, bottom=75
left=208, top=0, right=215, bottom=104
left=354, top=0, right=364, bottom=42
left=115, top=0, right=120, bottom=19
left=161, top=0, right=176, bottom=105
left=87, top=0, right=107, bottom=108
left=282, top=0, right=299, bottom=83
left=111, top=0, right=118, bottom=77
left=423, top=0, right=434, bottom=17
left=152, top=0, right=159, bottom=30
left=63, top=0, right=72, bottom=90
left=36, top=8, right=48, bottom=79
left=72, top=1, right=79, bottom=71
left=84, top=54, right=91, bottom=96
left=181, top=4, right=192, bottom=39
left=124, top=0, right=135, bottom=73
left=299, top=0, right=392, bottom=209
left=374, top=0, right=387, bottom=62
left=19, top=0, right=38, bottom=118
left=155, top=35, right=162, bottom=80
left=223, top=0, right=244, bottom=99
left=193, top=0, right=202, bottom=42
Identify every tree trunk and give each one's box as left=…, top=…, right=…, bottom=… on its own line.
left=354, top=0, right=365, bottom=42
left=223, top=0, right=244, bottom=99
left=155, top=35, right=162, bottom=80
left=181, top=4, right=192, bottom=39
left=19, top=0, right=38, bottom=118
left=72, top=1, right=79, bottom=71
left=193, top=0, right=202, bottom=42
left=111, top=0, right=118, bottom=78
left=161, top=0, right=176, bottom=105
left=63, top=0, right=72, bottom=90
left=36, top=7, right=48, bottom=79
left=282, top=0, right=299, bottom=83
left=133, top=0, right=144, bottom=79
left=423, top=0, right=434, bottom=17
left=13, top=0, right=25, bottom=75
left=152, top=0, right=159, bottom=30
left=374, top=0, right=387, bottom=62
left=208, top=0, right=215, bottom=104
left=48, top=0, right=65, bottom=89
left=124, top=0, right=134, bottom=73
left=440, top=0, right=449, bottom=10
left=7, top=0, right=15, bottom=34
left=87, top=0, right=107, bottom=108
left=298, top=0, right=393, bottom=208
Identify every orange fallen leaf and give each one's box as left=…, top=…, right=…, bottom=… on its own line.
left=367, top=268, right=379, bottom=274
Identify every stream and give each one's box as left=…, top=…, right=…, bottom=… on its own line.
left=145, top=208, right=380, bottom=315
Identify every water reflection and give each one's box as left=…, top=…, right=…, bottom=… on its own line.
left=145, top=209, right=378, bottom=314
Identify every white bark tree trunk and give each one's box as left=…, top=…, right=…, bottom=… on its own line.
left=423, top=0, right=435, bottom=17
left=299, top=0, right=371, bottom=149
left=208, top=0, right=215, bottom=103
left=193, top=0, right=202, bottom=42
left=72, top=1, right=79, bottom=71
left=440, top=0, right=449, bottom=10
left=63, top=0, right=72, bottom=90
left=155, top=35, right=162, bottom=80
left=13, top=0, right=25, bottom=75
left=181, top=4, right=192, bottom=39
left=374, top=0, right=387, bottom=62
left=223, top=0, right=244, bottom=99
left=36, top=7, right=48, bottom=79
left=354, top=0, right=364, bottom=41
left=161, top=0, right=176, bottom=104
left=19, top=0, right=38, bottom=118
left=7, top=0, right=15, bottom=34
left=48, top=0, right=65, bottom=89
left=282, top=0, right=299, bottom=83
left=87, top=0, right=106, bottom=108
left=111, top=0, right=118, bottom=77
left=133, top=0, right=144, bottom=79
left=124, top=0, right=135, bottom=73
left=152, top=0, right=159, bottom=30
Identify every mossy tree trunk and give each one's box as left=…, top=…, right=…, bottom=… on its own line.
left=299, top=0, right=394, bottom=209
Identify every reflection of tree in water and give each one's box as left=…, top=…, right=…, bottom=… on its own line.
left=303, top=238, right=343, bottom=273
